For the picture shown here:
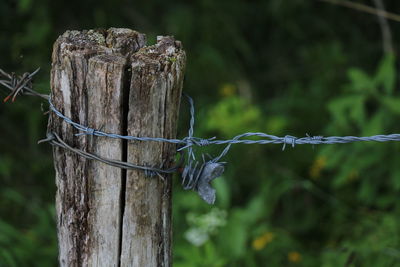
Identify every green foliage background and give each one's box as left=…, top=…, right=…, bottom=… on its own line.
left=1, top=0, right=400, bottom=266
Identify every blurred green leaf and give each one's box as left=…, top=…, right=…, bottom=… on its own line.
left=206, top=96, right=263, bottom=136
left=213, top=177, right=231, bottom=208
left=379, top=96, right=400, bottom=115
left=328, top=95, right=366, bottom=129
left=374, top=54, right=396, bottom=95
left=17, top=0, right=32, bottom=13
left=347, top=68, right=374, bottom=93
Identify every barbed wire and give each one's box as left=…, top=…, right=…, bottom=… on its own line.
left=3, top=67, right=400, bottom=204
left=0, top=68, right=48, bottom=101
left=49, top=95, right=400, bottom=150
left=0, top=68, right=188, bottom=176
left=37, top=132, right=184, bottom=178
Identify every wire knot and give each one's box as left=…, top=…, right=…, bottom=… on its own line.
left=306, top=134, right=323, bottom=143
left=195, top=138, right=213, bottom=146
left=75, top=127, right=96, bottom=136
left=181, top=158, right=225, bottom=204
left=144, top=169, right=158, bottom=177
left=86, top=127, right=96, bottom=135
left=282, top=135, right=297, bottom=151
left=37, top=132, right=56, bottom=144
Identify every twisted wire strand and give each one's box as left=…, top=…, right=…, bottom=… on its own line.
left=0, top=68, right=49, bottom=101
left=181, top=93, right=196, bottom=161
left=38, top=132, right=184, bottom=176
left=48, top=99, right=187, bottom=145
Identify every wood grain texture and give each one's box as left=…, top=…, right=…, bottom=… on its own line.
left=120, top=36, right=185, bottom=267
left=50, top=29, right=185, bottom=266
left=50, top=28, right=146, bottom=266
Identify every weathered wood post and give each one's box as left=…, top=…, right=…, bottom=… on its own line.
left=49, top=28, right=185, bottom=266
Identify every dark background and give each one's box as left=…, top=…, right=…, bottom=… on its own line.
left=1, top=0, right=400, bottom=266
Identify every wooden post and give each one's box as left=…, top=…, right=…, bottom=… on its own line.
left=49, top=28, right=185, bottom=266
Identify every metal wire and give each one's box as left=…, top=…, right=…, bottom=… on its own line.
left=4, top=67, right=400, bottom=171
left=47, top=95, right=400, bottom=153
left=38, top=132, right=184, bottom=177
left=0, top=68, right=48, bottom=101
left=4, top=67, right=400, bottom=203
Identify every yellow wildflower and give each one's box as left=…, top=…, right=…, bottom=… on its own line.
left=219, top=83, right=236, bottom=97
left=309, top=156, right=327, bottom=179
left=288, top=251, right=302, bottom=263
left=252, top=232, right=274, bottom=250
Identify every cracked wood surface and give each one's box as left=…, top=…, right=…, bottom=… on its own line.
left=121, top=36, right=185, bottom=267
left=49, top=28, right=185, bottom=267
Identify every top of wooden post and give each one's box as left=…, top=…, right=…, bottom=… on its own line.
left=53, top=28, right=146, bottom=58
left=52, top=28, right=184, bottom=63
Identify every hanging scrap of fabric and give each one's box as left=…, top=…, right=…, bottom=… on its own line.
left=2, top=68, right=400, bottom=204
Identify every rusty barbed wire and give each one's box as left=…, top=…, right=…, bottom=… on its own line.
left=0, top=68, right=48, bottom=101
